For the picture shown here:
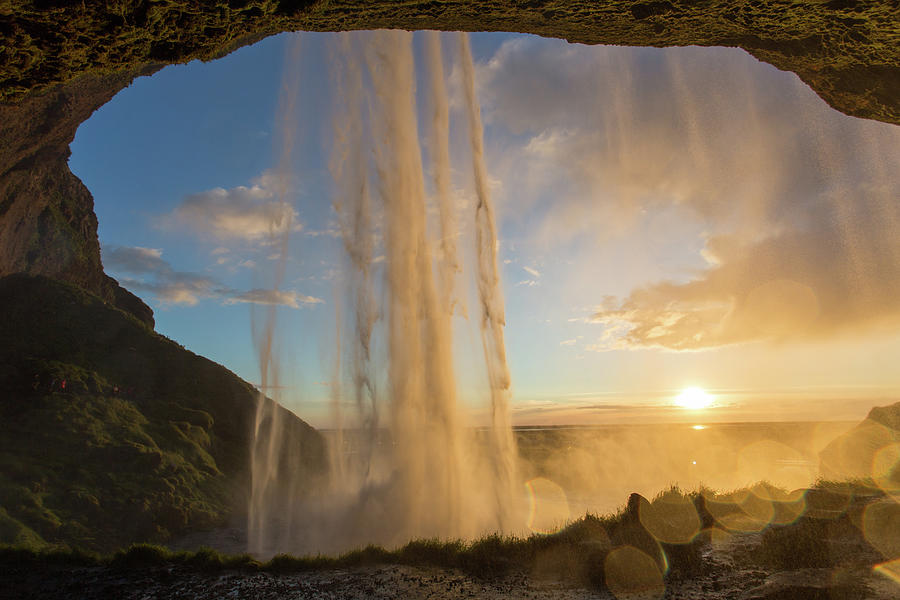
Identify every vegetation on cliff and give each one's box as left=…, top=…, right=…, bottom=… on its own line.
left=0, top=274, right=326, bottom=553
left=1, top=0, right=898, bottom=125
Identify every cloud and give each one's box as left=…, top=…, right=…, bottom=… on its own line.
left=304, top=224, right=341, bottom=238
left=103, top=246, right=165, bottom=272
left=591, top=196, right=900, bottom=350
left=225, top=289, right=323, bottom=308
left=559, top=338, right=576, bottom=346
left=523, top=265, right=541, bottom=278
left=479, top=38, right=900, bottom=349
left=103, top=245, right=321, bottom=309
left=103, top=246, right=219, bottom=306
left=169, top=170, right=299, bottom=241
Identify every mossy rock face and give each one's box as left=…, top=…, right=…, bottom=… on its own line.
left=1, top=0, right=898, bottom=125
left=0, top=274, right=327, bottom=553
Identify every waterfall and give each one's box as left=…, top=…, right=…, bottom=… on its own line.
left=248, top=30, right=522, bottom=556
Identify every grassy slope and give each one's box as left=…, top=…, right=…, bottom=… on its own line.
left=0, top=274, right=326, bottom=553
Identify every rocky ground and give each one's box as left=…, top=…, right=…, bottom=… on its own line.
left=2, top=531, right=897, bottom=600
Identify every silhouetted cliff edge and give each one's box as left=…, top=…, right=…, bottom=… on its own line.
left=0, top=274, right=326, bottom=552
left=820, top=401, right=900, bottom=484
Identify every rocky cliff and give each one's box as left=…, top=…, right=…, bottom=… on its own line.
left=0, top=274, right=327, bottom=552
left=3, top=1, right=899, bottom=124
left=0, top=66, right=159, bottom=326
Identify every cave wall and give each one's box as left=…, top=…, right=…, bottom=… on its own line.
left=0, top=66, right=158, bottom=326
left=0, top=1, right=898, bottom=323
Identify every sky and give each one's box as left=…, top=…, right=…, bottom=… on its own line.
left=69, top=31, right=900, bottom=428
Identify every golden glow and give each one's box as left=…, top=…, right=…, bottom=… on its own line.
left=525, top=477, right=571, bottom=534
left=874, top=559, right=900, bottom=586
left=692, top=424, right=706, bottom=430
left=675, top=387, right=713, bottom=410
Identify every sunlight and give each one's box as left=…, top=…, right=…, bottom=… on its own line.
left=675, top=387, right=714, bottom=410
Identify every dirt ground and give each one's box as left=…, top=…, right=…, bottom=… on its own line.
left=2, top=532, right=897, bottom=600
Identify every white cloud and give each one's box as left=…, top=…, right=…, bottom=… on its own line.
left=225, top=289, right=324, bottom=309
left=169, top=170, right=299, bottom=241
left=103, top=245, right=321, bottom=310
left=305, top=224, right=341, bottom=238
left=523, top=266, right=541, bottom=278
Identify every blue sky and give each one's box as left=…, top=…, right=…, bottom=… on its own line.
left=70, top=32, right=900, bottom=427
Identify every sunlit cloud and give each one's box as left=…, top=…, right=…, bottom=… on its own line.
left=592, top=203, right=900, bottom=350
left=523, top=266, right=541, bottom=278
left=479, top=37, right=900, bottom=350
left=103, top=245, right=320, bottom=309
left=168, top=170, right=299, bottom=241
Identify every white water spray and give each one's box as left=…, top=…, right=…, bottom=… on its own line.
left=248, top=35, right=304, bottom=556
left=458, top=32, right=519, bottom=529
left=248, top=30, right=523, bottom=555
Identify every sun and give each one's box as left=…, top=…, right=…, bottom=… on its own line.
left=675, top=387, right=714, bottom=410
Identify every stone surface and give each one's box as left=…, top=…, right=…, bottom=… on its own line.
left=0, top=66, right=160, bottom=326
left=2, top=1, right=899, bottom=124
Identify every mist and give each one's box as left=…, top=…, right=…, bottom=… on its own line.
left=235, top=32, right=899, bottom=557
left=247, top=31, right=525, bottom=556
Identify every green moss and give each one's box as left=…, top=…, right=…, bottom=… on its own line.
left=0, top=507, right=47, bottom=550
left=0, top=274, right=326, bottom=553
left=0, top=0, right=898, bottom=124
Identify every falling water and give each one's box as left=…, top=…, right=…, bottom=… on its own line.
left=248, top=35, right=303, bottom=555
left=248, top=30, right=523, bottom=555
left=458, top=32, right=520, bottom=529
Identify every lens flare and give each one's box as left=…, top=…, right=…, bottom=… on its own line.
left=604, top=545, right=666, bottom=600
left=874, top=558, right=900, bottom=587
left=863, top=499, right=900, bottom=559
left=638, top=492, right=701, bottom=544
left=525, top=477, right=571, bottom=534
